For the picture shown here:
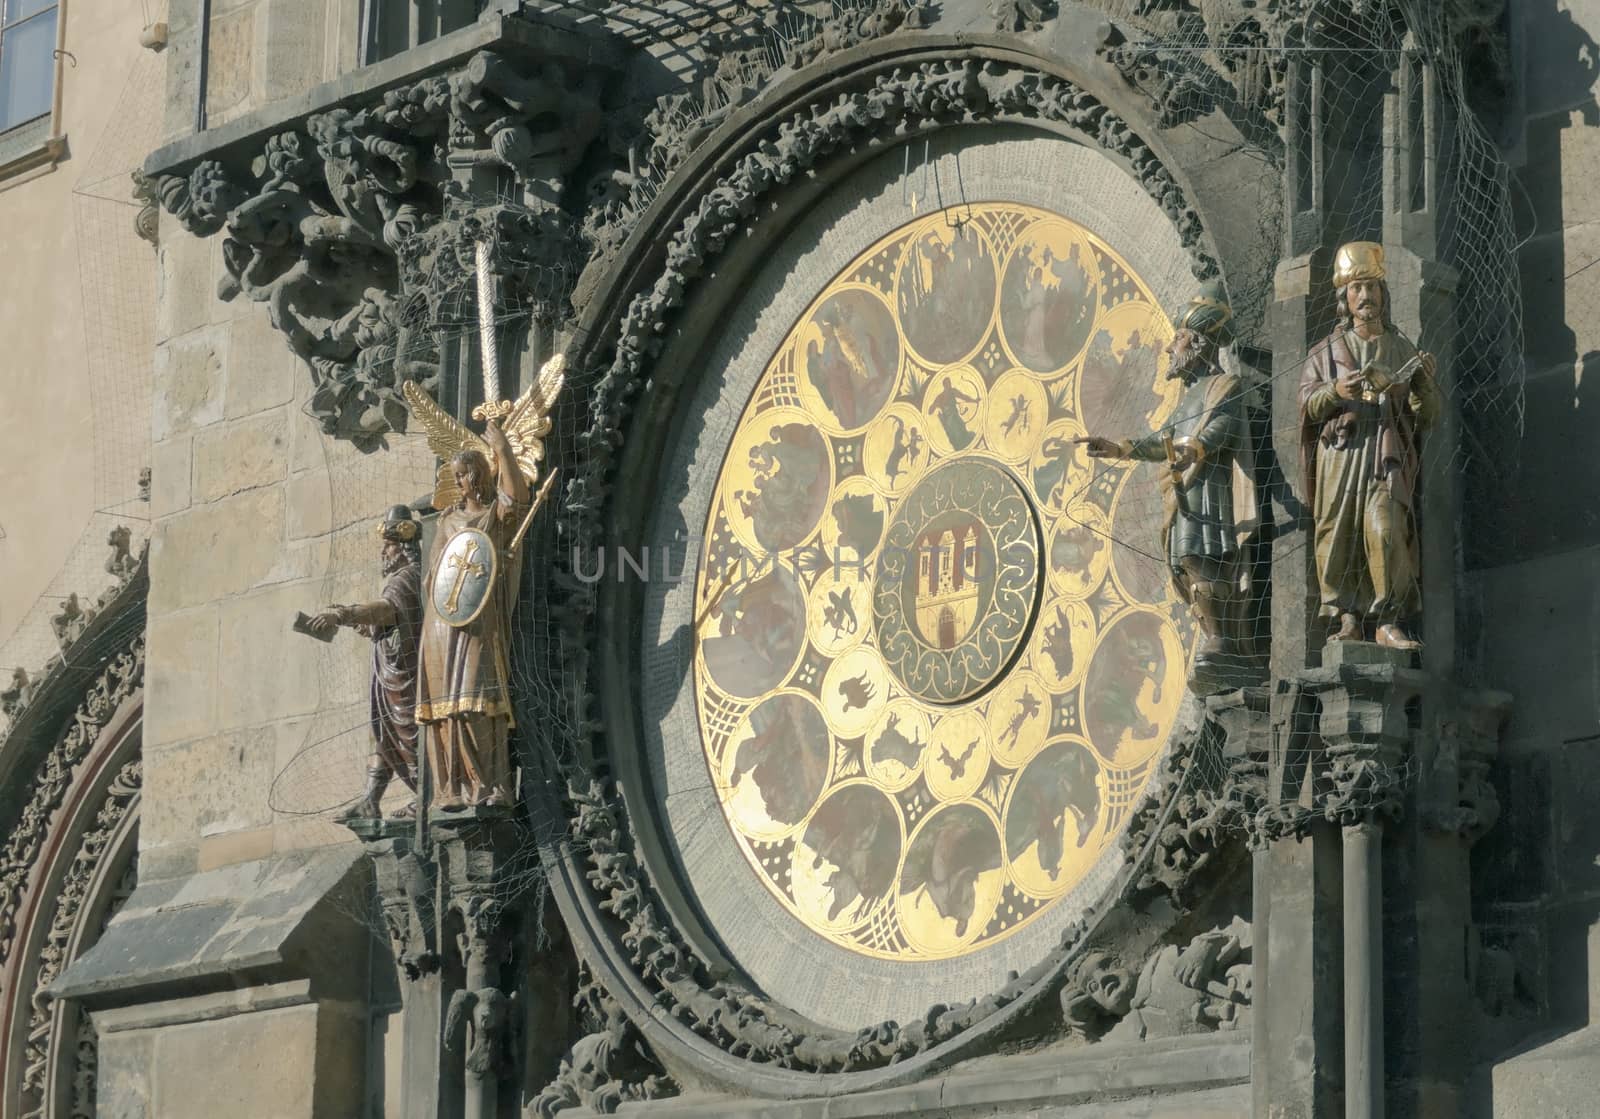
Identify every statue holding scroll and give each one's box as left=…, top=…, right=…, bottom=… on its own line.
left=404, top=355, right=565, bottom=809
left=1298, top=242, right=1439, bottom=650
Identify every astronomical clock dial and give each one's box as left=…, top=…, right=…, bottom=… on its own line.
left=692, top=204, right=1195, bottom=962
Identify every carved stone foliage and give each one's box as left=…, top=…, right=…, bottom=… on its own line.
left=1096, top=17, right=1286, bottom=156
left=155, top=49, right=607, bottom=449
left=0, top=634, right=144, bottom=970
left=367, top=837, right=440, bottom=980
left=991, top=0, right=1057, bottom=34
left=130, top=170, right=159, bottom=246
left=785, top=0, right=932, bottom=69
left=1422, top=690, right=1510, bottom=845
left=19, top=761, right=140, bottom=1119
left=538, top=52, right=1224, bottom=1079
left=579, top=0, right=934, bottom=269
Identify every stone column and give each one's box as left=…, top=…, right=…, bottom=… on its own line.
left=1253, top=681, right=1345, bottom=1118
left=356, top=822, right=461, bottom=1119
left=1381, top=41, right=1475, bottom=1117
left=1342, top=820, right=1384, bottom=1119
left=437, top=813, right=523, bottom=1119
left=1311, top=645, right=1420, bottom=1119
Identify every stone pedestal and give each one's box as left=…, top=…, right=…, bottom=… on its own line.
left=354, top=810, right=531, bottom=1119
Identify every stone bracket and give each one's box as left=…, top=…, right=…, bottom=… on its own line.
left=150, top=11, right=624, bottom=449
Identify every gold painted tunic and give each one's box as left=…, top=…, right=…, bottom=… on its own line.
left=1298, top=329, right=1439, bottom=623
left=417, top=492, right=527, bottom=802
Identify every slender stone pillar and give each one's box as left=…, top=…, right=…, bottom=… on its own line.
left=354, top=823, right=460, bottom=1119
left=1343, top=821, right=1385, bottom=1119
left=437, top=812, right=522, bottom=1119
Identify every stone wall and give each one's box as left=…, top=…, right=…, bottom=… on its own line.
left=1468, top=0, right=1600, bottom=1111
left=0, top=2, right=152, bottom=665
left=160, top=0, right=362, bottom=144
left=145, top=0, right=433, bottom=884
left=65, top=6, right=432, bottom=1116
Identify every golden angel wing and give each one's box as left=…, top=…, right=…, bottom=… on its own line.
left=502, top=353, right=567, bottom=486
left=402, top=380, right=489, bottom=511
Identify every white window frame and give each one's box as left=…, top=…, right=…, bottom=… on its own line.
left=0, top=0, right=67, bottom=184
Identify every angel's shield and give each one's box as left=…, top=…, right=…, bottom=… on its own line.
left=431, top=528, right=498, bottom=627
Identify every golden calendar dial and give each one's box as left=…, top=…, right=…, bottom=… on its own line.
left=693, top=204, right=1192, bottom=961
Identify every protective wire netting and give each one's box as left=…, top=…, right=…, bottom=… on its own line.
left=265, top=182, right=598, bottom=923
left=1076, top=0, right=1521, bottom=828
left=0, top=49, right=161, bottom=728
left=270, top=1, right=1523, bottom=927
left=269, top=0, right=936, bottom=930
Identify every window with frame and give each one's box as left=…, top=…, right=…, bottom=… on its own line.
left=0, top=0, right=57, bottom=134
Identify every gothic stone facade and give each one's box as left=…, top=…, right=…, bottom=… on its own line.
left=2, top=2, right=1599, bottom=1118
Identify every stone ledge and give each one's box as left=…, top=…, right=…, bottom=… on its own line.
left=1483, top=1024, right=1600, bottom=1119
left=610, top=1034, right=1250, bottom=1118
left=50, top=844, right=370, bottom=1007
left=93, top=978, right=314, bottom=1034
left=144, top=10, right=625, bottom=178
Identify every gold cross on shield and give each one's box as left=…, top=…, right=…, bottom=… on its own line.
left=443, top=538, right=487, bottom=614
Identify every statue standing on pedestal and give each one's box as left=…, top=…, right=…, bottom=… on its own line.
left=1298, top=242, right=1440, bottom=650
left=1076, top=282, right=1256, bottom=671
left=307, top=505, right=423, bottom=821
left=404, top=358, right=564, bottom=809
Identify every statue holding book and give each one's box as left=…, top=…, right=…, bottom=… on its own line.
left=1297, top=242, right=1440, bottom=650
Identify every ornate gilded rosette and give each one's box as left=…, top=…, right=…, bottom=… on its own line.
left=693, top=204, right=1193, bottom=962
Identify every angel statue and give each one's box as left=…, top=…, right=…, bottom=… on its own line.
left=403, top=355, right=565, bottom=810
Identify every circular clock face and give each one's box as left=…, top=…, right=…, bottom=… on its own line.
left=692, top=203, right=1192, bottom=962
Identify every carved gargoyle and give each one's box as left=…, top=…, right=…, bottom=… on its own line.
left=532, top=966, right=675, bottom=1116
left=1104, top=917, right=1253, bottom=1043
left=1059, top=920, right=1253, bottom=1045
left=50, top=594, right=89, bottom=651
left=1, top=667, right=32, bottom=719
left=105, top=526, right=138, bottom=579
left=446, top=985, right=518, bottom=1079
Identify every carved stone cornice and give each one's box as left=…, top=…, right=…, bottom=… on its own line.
left=363, top=831, right=440, bottom=980
left=1304, top=659, right=1425, bottom=828
left=150, top=15, right=621, bottom=449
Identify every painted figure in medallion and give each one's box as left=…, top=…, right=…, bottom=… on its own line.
left=403, top=357, right=565, bottom=808
left=306, top=505, right=424, bottom=821
left=1298, top=242, right=1439, bottom=649
left=1076, top=283, right=1256, bottom=666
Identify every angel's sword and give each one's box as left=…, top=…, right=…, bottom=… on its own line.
left=475, top=240, right=503, bottom=413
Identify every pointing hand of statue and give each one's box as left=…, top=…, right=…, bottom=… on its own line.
left=1417, top=352, right=1437, bottom=382
left=1335, top=371, right=1365, bottom=401
left=1074, top=435, right=1122, bottom=458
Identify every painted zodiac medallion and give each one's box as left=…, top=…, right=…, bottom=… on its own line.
left=693, top=204, right=1191, bottom=961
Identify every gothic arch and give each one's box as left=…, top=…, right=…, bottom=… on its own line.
left=0, top=577, right=145, bottom=1119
